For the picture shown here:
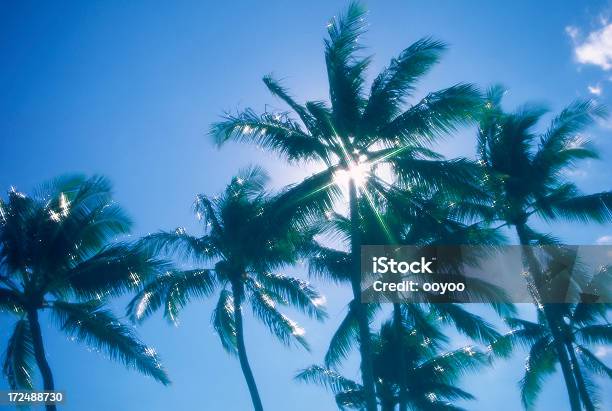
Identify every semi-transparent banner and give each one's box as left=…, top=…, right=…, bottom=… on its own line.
left=360, top=245, right=612, bottom=304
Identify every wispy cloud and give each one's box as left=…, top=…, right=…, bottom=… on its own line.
left=588, top=84, right=603, bottom=95
left=596, top=235, right=612, bottom=244
left=594, top=345, right=612, bottom=358
left=566, top=21, right=612, bottom=70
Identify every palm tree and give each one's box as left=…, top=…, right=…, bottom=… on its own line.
left=0, top=175, right=171, bottom=411
left=491, top=297, right=612, bottom=410
left=310, top=187, right=509, bottom=411
left=296, top=320, right=489, bottom=411
left=127, top=166, right=327, bottom=411
left=477, top=86, right=612, bottom=410
left=211, top=3, right=482, bottom=407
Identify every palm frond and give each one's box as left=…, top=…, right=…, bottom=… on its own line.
left=324, top=0, right=369, bottom=137
left=211, top=289, right=237, bottom=354
left=489, top=320, right=547, bottom=358
left=547, top=191, right=612, bottom=224
left=210, top=109, right=328, bottom=162
left=67, top=243, right=170, bottom=298
left=2, top=319, right=35, bottom=390
left=576, top=345, right=612, bottom=378
left=391, top=156, right=482, bottom=195
left=295, top=365, right=360, bottom=394
left=52, top=301, right=170, bottom=385
left=571, top=303, right=609, bottom=326
left=362, top=37, right=447, bottom=132
left=308, top=244, right=351, bottom=284
left=538, top=100, right=607, bottom=158
left=248, top=288, right=309, bottom=349
left=325, top=306, right=359, bottom=368
left=380, top=84, right=481, bottom=147
left=126, top=269, right=217, bottom=324
left=0, top=287, right=23, bottom=314
left=262, top=75, right=314, bottom=128
left=575, top=324, right=612, bottom=345
left=138, top=231, right=217, bottom=262
left=430, top=304, right=501, bottom=344
left=519, top=337, right=556, bottom=410
left=272, top=169, right=341, bottom=228
left=255, top=272, right=327, bottom=320
left=417, top=346, right=489, bottom=384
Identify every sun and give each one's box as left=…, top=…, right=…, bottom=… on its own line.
left=333, top=158, right=372, bottom=188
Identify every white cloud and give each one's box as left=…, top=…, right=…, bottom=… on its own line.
left=588, top=84, right=602, bottom=95
left=566, top=25, right=579, bottom=40
left=596, top=235, right=612, bottom=244
left=594, top=345, right=612, bottom=358
left=567, top=22, right=612, bottom=70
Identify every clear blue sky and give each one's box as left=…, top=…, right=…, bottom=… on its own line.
left=1, top=1, right=611, bottom=410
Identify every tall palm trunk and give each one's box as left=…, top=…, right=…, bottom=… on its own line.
left=392, top=303, right=408, bottom=411
left=566, top=340, right=595, bottom=411
left=515, top=224, right=582, bottom=411
left=231, top=281, right=264, bottom=411
left=348, top=179, right=378, bottom=411
left=26, top=308, right=57, bottom=411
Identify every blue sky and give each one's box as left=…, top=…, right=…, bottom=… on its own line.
left=1, top=1, right=611, bottom=410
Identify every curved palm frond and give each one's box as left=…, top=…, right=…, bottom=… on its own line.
left=519, top=337, right=557, bottom=410
left=430, top=303, right=500, bottom=344
left=325, top=305, right=360, bottom=368
left=324, top=0, right=369, bottom=137
left=248, top=287, right=309, bottom=350
left=0, top=287, right=23, bottom=314
left=574, top=324, right=612, bottom=346
left=52, top=301, right=170, bottom=385
left=295, top=365, right=361, bottom=394
left=255, top=272, right=327, bottom=320
left=362, top=37, right=447, bottom=134
left=126, top=269, right=217, bottom=324
left=211, top=289, right=237, bottom=354
left=575, top=345, right=612, bottom=378
left=2, top=319, right=35, bottom=390
left=67, top=243, right=170, bottom=299
left=379, top=84, right=481, bottom=147
left=139, top=231, right=217, bottom=263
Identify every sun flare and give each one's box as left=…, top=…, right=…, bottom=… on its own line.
left=333, top=160, right=372, bottom=188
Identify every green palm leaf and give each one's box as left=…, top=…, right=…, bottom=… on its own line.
left=67, top=243, right=170, bottom=298
left=248, top=287, right=309, bottom=349
left=519, top=337, right=556, bottom=410
left=126, top=269, right=217, bottom=324
left=295, top=365, right=361, bottom=393
left=211, top=289, right=238, bottom=354
left=255, top=272, right=327, bottom=320
left=2, top=319, right=35, bottom=390
left=52, top=301, right=170, bottom=385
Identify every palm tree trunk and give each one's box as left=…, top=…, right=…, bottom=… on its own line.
left=231, top=281, right=264, bottom=411
left=566, top=340, right=595, bottom=411
left=381, top=400, right=395, bottom=411
left=26, top=308, right=57, bottom=411
left=348, top=179, right=378, bottom=411
left=393, top=303, right=408, bottom=411
left=515, top=224, right=582, bottom=411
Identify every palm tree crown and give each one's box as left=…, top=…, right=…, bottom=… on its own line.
left=477, top=86, right=612, bottom=411
left=128, top=166, right=327, bottom=411
left=0, top=175, right=170, bottom=410
left=492, top=300, right=612, bottom=410
left=478, top=85, right=612, bottom=235
left=297, top=320, right=489, bottom=411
